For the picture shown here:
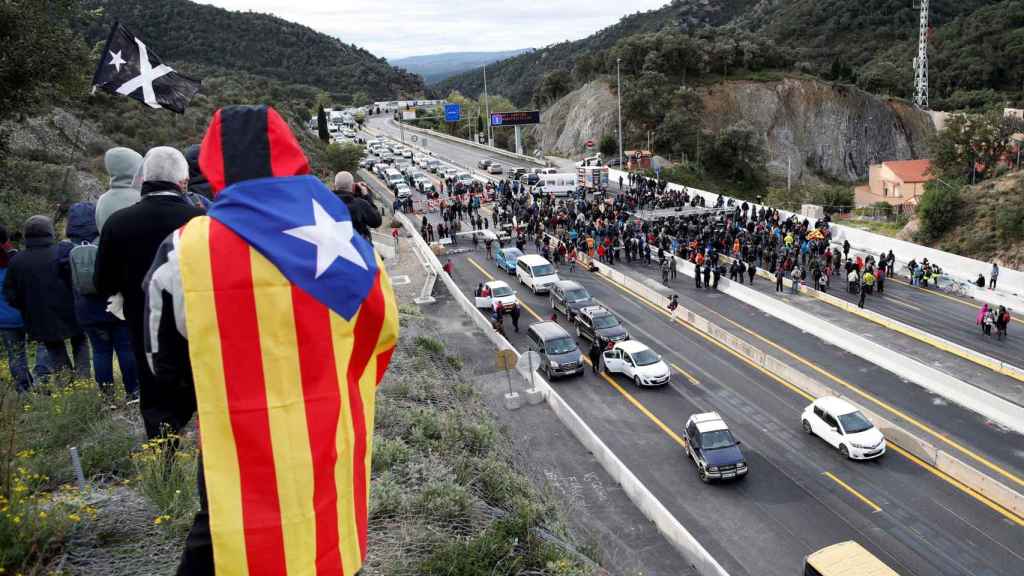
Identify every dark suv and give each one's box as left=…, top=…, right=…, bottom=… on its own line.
left=574, top=305, right=628, bottom=344
left=549, top=280, right=593, bottom=320
left=527, top=322, right=584, bottom=380
left=685, top=412, right=748, bottom=483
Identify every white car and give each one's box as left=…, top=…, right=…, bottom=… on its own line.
left=474, top=280, right=518, bottom=312
left=802, top=397, right=886, bottom=460
left=600, top=341, right=671, bottom=387
left=395, top=182, right=413, bottom=199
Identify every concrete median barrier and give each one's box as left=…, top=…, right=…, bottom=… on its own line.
left=585, top=257, right=1024, bottom=524
left=395, top=212, right=731, bottom=576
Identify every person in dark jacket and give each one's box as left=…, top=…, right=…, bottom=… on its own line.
left=0, top=226, right=32, bottom=391
left=333, top=171, right=381, bottom=241
left=3, top=216, right=88, bottom=380
left=66, top=202, right=139, bottom=397
left=182, top=144, right=212, bottom=211
left=589, top=338, right=602, bottom=373
left=95, top=146, right=204, bottom=438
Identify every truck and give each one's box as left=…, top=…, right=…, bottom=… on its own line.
left=577, top=165, right=609, bottom=193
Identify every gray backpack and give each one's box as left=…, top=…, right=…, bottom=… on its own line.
left=69, top=242, right=99, bottom=295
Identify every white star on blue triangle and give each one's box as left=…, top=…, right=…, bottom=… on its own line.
left=284, top=199, right=367, bottom=278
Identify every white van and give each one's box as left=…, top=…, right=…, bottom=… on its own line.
left=385, top=168, right=404, bottom=189
left=516, top=254, right=559, bottom=294
left=535, top=173, right=578, bottom=197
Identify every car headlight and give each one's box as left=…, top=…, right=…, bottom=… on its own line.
left=549, top=361, right=559, bottom=368
left=737, top=461, right=747, bottom=468
left=851, top=442, right=874, bottom=449
left=708, top=466, right=719, bottom=472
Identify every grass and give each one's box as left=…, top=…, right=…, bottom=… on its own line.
left=365, top=318, right=596, bottom=576
left=839, top=218, right=908, bottom=238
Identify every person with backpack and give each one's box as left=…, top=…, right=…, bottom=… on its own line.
left=3, top=216, right=88, bottom=382
left=0, top=225, right=32, bottom=391
left=95, top=147, right=143, bottom=233
left=66, top=202, right=139, bottom=398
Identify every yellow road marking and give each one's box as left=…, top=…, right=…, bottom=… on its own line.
left=594, top=270, right=1024, bottom=526
left=889, top=444, right=1024, bottom=527
left=823, top=472, right=882, bottom=513
left=467, top=257, right=495, bottom=281
left=671, top=362, right=701, bottom=385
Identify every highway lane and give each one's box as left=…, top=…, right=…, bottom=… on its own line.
left=808, top=266, right=1024, bottom=370
left=447, top=248, right=1024, bottom=576
left=359, top=122, right=1024, bottom=489
left=363, top=173, right=1024, bottom=576
left=612, top=257, right=1024, bottom=483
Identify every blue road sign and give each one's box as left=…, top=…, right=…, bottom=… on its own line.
left=444, top=103, right=461, bottom=123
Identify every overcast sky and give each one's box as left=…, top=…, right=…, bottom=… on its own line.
left=197, top=0, right=670, bottom=59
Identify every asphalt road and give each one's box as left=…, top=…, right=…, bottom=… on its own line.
left=361, top=164, right=1024, bottom=576
left=363, top=119, right=1024, bottom=485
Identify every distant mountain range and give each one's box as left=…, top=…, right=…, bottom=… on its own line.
left=390, top=49, right=531, bottom=84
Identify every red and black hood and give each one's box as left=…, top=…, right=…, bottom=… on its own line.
left=199, top=105, right=310, bottom=196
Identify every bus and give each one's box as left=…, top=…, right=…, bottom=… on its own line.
left=804, top=541, right=900, bottom=576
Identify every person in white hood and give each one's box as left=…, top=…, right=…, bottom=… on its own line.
left=95, top=147, right=143, bottom=233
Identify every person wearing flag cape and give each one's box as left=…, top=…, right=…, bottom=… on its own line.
left=144, top=105, right=399, bottom=575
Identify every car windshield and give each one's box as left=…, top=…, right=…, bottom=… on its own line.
left=533, top=264, right=555, bottom=276
left=545, top=337, right=577, bottom=355
left=491, top=286, right=512, bottom=297
left=593, top=314, right=619, bottom=329
left=565, top=288, right=590, bottom=302
left=631, top=349, right=660, bottom=366
left=701, top=430, right=736, bottom=451
left=838, top=411, right=873, bottom=434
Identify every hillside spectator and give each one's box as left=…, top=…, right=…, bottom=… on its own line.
left=66, top=202, right=139, bottom=398
left=0, top=226, right=32, bottom=391
left=95, top=147, right=143, bottom=233
left=334, top=171, right=382, bottom=241
left=182, top=144, right=213, bottom=210
left=95, top=146, right=204, bottom=438
left=990, top=262, right=999, bottom=289
left=3, top=215, right=88, bottom=381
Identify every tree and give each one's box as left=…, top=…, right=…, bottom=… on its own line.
left=535, top=70, right=573, bottom=106
left=351, top=91, right=370, bottom=107
left=0, top=0, right=89, bottom=127
left=599, top=134, right=617, bottom=157
left=916, top=180, right=962, bottom=241
left=930, top=112, right=1023, bottom=182
left=322, top=142, right=365, bottom=175
left=316, top=106, right=329, bottom=142
left=655, top=87, right=703, bottom=158
left=704, top=124, right=768, bottom=191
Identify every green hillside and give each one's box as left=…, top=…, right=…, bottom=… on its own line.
left=81, top=0, right=425, bottom=102
left=438, top=0, right=1024, bottom=111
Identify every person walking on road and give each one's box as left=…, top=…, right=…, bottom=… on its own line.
left=790, top=266, right=801, bottom=294
left=996, top=306, right=1010, bottom=340
left=712, top=264, right=721, bottom=290
left=990, top=262, right=999, bottom=289
left=703, top=263, right=712, bottom=289
left=510, top=303, right=520, bottom=333
left=695, top=261, right=703, bottom=289
left=670, top=256, right=677, bottom=281
left=775, top=267, right=784, bottom=293
left=747, top=260, right=756, bottom=284
left=590, top=339, right=602, bottom=373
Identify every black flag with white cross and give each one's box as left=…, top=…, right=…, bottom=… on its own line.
left=91, top=22, right=201, bottom=114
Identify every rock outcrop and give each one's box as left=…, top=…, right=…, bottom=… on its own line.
left=534, top=77, right=935, bottom=184
left=701, top=78, right=934, bottom=183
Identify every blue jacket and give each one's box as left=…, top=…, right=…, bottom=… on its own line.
left=0, top=266, right=24, bottom=329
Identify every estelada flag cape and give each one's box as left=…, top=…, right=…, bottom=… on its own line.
left=178, top=105, right=398, bottom=575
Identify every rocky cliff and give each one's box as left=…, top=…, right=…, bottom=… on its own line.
left=702, top=78, right=935, bottom=183
left=534, top=77, right=935, bottom=184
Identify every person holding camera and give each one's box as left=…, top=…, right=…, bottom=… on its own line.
left=333, top=171, right=382, bottom=242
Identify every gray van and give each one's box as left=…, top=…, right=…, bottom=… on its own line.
left=527, top=322, right=584, bottom=380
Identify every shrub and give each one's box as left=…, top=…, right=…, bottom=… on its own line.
left=916, top=181, right=962, bottom=241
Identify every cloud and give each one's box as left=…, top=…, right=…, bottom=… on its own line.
left=195, top=0, right=669, bottom=58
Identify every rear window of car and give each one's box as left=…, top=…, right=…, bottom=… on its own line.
left=491, top=285, right=512, bottom=297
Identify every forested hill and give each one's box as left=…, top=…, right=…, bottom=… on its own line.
left=80, top=0, right=425, bottom=101
left=437, top=0, right=1024, bottom=111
